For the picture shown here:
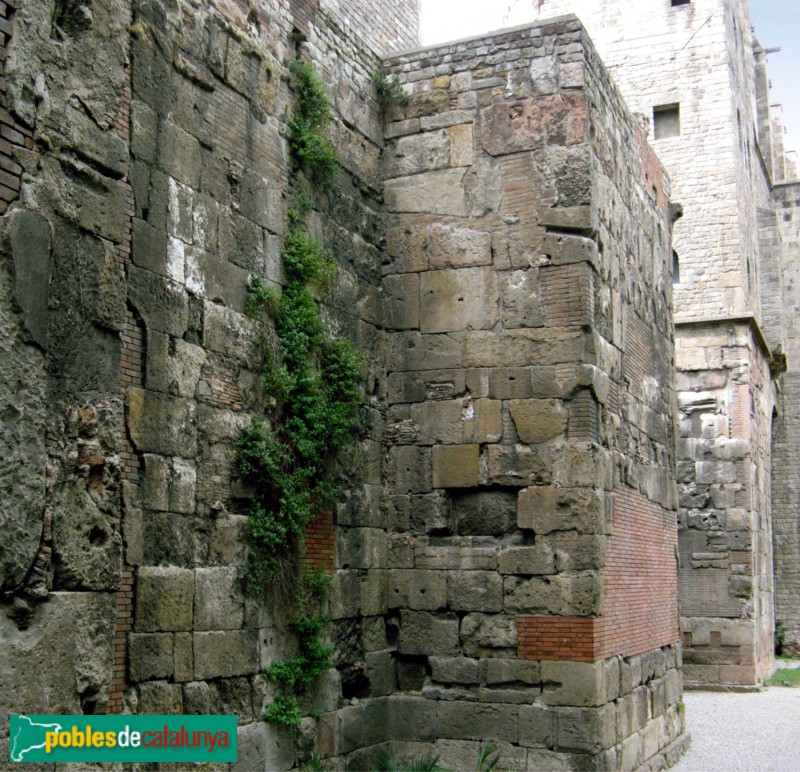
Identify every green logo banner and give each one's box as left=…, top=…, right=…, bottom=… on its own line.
left=9, top=715, right=238, bottom=763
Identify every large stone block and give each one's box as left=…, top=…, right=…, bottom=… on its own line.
left=540, top=660, right=608, bottom=706
left=136, top=680, right=183, bottom=714
left=235, top=720, right=294, bottom=771
left=451, top=490, right=517, bottom=537
left=427, top=223, right=492, bottom=269
left=463, top=328, right=584, bottom=368
left=447, top=571, right=503, bottom=612
left=556, top=704, right=616, bottom=753
left=508, top=399, right=567, bottom=444
left=420, top=267, right=499, bottom=333
left=142, top=454, right=197, bottom=514
left=383, top=273, right=420, bottom=330
left=389, top=570, right=447, bottom=610
left=0, top=593, right=116, bottom=716
left=500, top=269, right=546, bottom=329
left=126, top=388, right=197, bottom=458
left=430, top=656, right=481, bottom=684
left=385, top=130, right=450, bottom=178
left=432, top=444, right=480, bottom=488
left=337, top=528, right=389, bottom=569
left=194, top=567, right=245, bottom=631
left=504, top=572, right=601, bottom=615
left=517, top=486, right=611, bottom=535
left=135, top=566, right=194, bottom=632
left=128, top=264, right=189, bottom=337
left=146, top=331, right=207, bottom=399
left=385, top=169, right=468, bottom=216
left=519, top=704, right=556, bottom=748
left=485, top=445, right=551, bottom=487
left=436, top=701, right=519, bottom=742
left=194, top=630, right=259, bottom=679
left=477, top=93, right=587, bottom=156
left=498, top=544, right=556, bottom=575
left=460, top=613, right=517, bottom=657
left=399, top=611, right=460, bottom=656
left=129, top=632, right=174, bottom=683
left=390, top=332, right=463, bottom=371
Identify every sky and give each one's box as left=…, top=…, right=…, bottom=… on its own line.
left=419, top=1, right=800, bottom=158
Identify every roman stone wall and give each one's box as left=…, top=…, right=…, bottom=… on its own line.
left=337, top=17, right=685, bottom=770
left=122, top=0, right=390, bottom=765
left=531, top=0, right=782, bottom=690
left=0, top=0, right=132, bottom=758
left=0, top=1, right=687, bottom=768
left=772, top=181, right=800, bottom=652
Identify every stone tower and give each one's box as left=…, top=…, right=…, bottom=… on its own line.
left=529, top=0, right=800, bottom=686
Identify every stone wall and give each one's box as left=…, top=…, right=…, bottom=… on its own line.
left=772, top=181, right=800, bottom=652
left=530, top=0, right=782, bottom=689
left=0, top=0, right=131, bottom=755
left=0, top=2, right=687, bottom=769
left=336, top=17, right=685, bottom=770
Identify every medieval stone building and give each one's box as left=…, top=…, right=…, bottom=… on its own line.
left=0, top=0, right=794, bottom=769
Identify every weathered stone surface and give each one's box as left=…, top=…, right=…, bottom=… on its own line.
left=0, top=593, right=116, bottom=716
left=194, top=630, right=259, bottom=679
left=383, top=273, right=420, bottom=330
left=135, top=566, right=194, bottom=632
left=385, top=130, right=450, bottom=178
left=460, top=613, right=517, bottom=657
left=451, top=490, right=517, bottom=536
left=500, top=269, right=546, bottom=329
left=389, top=570, right=446, bottom=610
left=437, top=701, right=518, bottom=742
left=427, top=223, right=492, bottom=269
left=385, top=169, right=468, bottom=216
left=485, top=445, right=551, bottom=487
left=556, top=704, right=616, bottom=753
left=447, top=571, right=503, bottom=612
left=430, top=656, right=481, bottom=684
left=142, top=454, right=197, bottom=514
left=540, top=660, right=607, bottom=706
left=129, top=632, right=174, bottom=683
left=420, top=267, right=499, bottom=333
left=464, top=329, right=585, bottom=367
left=194, top=567, right=245, bottom=631
left=235, top=720, right=295, bottom=771
left=391, top=332, right=463, bottom=371
left=382, top=447, right=431, bottom=504
left=399, top=611, right=460, bottom=656
left=432, top=444, right=480, bottom=488
left=508, top=399, right=568, bottom=444
left=338, top=528, right=389, bottom=569
left=146, top=331, right=207, bottom=398
left=128, top=264, right=189, bottom=337
left=498, top=544, right=556, bottom=575
left=478, top=93, right=587, bottom=156
left=136, top=680, right=183, bottom=714
left=52, top=480, right=123, bottom=591
left=504, top=572, right=601, bottom=615
left=519, top=704, right=556, bottom=748
left=518, top=486, right=611, bottom=535
left=126, top=388, right=198, bottom=458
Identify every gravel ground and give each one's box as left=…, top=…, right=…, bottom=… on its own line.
left=671, top=685, right=800, bottom=771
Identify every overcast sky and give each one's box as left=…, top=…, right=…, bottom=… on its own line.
left=420, top=1, right=799, bottom=159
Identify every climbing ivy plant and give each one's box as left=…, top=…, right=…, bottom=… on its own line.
left=239, top=57, right=361, bottom=729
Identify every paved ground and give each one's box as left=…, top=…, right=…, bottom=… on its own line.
left=672, top=685, right=800, bottom=771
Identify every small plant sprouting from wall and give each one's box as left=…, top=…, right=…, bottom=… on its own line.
left=239, top=57, right=362, bottom=729
left=373, top=68, right=410, bottom=111
left=288, top=59, right=339, bottom=190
